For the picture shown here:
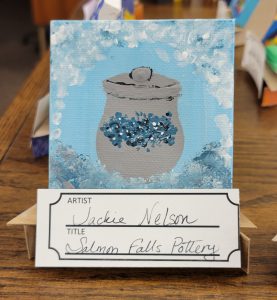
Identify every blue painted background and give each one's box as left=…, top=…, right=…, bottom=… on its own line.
left=49, top=20, right=234, bottom=189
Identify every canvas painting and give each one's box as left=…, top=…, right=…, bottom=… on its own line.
left=49, top=19, right=234, bottom=189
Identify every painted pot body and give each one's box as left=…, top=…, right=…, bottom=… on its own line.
left=96, top=67, right=184, bottom=178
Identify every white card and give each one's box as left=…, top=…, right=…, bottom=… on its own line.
left=241, top=31, right=265, bottom=98
left=216, top=0, right=231, bottom=19
left=36, top=189, right=241, bottom=268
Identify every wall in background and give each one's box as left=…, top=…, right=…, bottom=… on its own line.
left=0, top=0, right=39, bottom=117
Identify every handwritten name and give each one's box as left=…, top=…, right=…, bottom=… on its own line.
left=72, top=207, right=126, bottom=226
left=139, top=202, right=198, bottom=226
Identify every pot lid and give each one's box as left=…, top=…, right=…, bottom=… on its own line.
left=103, top=67, right=181, bottom=100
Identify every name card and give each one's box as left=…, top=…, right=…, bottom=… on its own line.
left=36, top=189, right=241, bottom=268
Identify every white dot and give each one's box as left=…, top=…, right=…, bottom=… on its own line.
left=55, top=100, right=65, bottom=110
left=53, top=112, right=62, bottom=125
left=53, top=128, right=61, bottom=139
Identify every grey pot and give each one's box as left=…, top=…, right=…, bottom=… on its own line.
left=96, top=67, right=184, bottom=178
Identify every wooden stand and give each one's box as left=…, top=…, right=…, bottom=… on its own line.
left=7, top=206, right=256, bottom=274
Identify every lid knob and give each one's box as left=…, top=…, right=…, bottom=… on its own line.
left=129, top=67, right=153, bottom=83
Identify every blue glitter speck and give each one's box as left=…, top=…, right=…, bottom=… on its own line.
left=100, top=112, right=178, bottom=151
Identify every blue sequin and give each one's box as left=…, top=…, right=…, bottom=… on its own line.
left=100, top=112, right=178, bottom=151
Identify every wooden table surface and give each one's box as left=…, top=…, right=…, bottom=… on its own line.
left=0, top=2, right=276, bottom=299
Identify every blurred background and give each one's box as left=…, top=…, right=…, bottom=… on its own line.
left=0, top=0, right=38, bottom=116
